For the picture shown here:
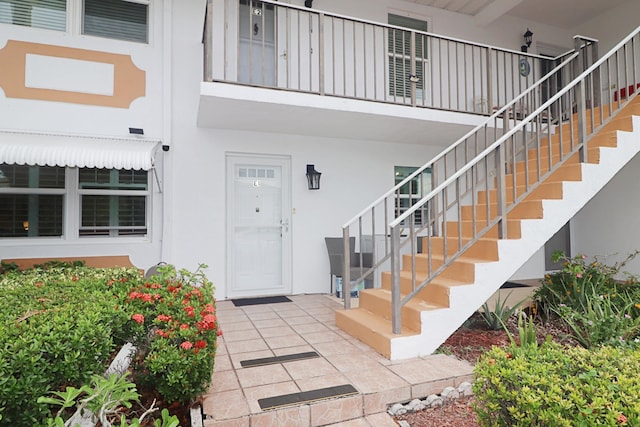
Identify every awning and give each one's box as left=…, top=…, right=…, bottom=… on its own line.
left=0, top=131, right=161, bottom=170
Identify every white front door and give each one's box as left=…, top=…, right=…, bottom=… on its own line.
left=226, top=154, right=291, bottom=298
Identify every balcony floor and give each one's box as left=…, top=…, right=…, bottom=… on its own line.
left=198, top=81, right=488, bottom=144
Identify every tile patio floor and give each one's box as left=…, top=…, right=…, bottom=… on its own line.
left=201, top=294, right=474, bottom=426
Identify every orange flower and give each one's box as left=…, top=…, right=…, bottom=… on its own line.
left=131, top=313, right=145, bottom=324
left=180, top=341, right=193, bottom=350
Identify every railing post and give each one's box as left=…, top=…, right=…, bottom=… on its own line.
left=430, top=164, right=439, bottom=237
left=203, top=0, right=213, bottom=82
left=495, top=144, right=507, bottom=239
left=486, top=48, right=493, bottom=117
left=591, top=39, right=600, bottom=107
left=410, top=30, right=417, bottom=107
left=391, top=226, right=402, bottom=334
left=318, top=12, right=325, bottom=96
left=342, top=227, right=351, bottom=309
left=574, top=37, right=588, bottom=163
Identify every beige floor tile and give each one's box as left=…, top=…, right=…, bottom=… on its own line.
left=223, top=328, right=261, bottom=342
left=217, top=312, right=250, bottom=324
left=324, top=418, right=370, bottom=427
left=312, top=340, right=361, bottom=357
left=364, top=412, right=398, bottom=427
left=324, top=352, right=384, bottom=373
left=272, top=345, right=315, bottom=356
left=343, top=366, right=408, bottom=393
left=283, top=315, right=319, bottom=326
left=258, top=325, right=297, bottom=338
left=225, top=337, right=269, bottom=354
left=265, top=334, right=307, bottom=349
left=250, top=406, right=311, bottom=427
left=253, top=318, right=288, bottom=328
left=277, top=308, right=308, bottom=317
left=243, top=381, right=301, bottom=413
left=203, top=417, right=249, bottom=427
left=283, top=357, right=340, bottom=380
left=201, top=389, right=250, bottom=420
left=246, top=311, right=281, bottom=321
left=218, top=320, right=255, bottom=332
left=303, top=330, right=343, bottom=344
left=290, top=321, right=331, bottom=334
left=210, top=370, right=240, bottom=392
left=230, top=350, right=275, bottom=369
left=295, top=373, right=352, bottom=392
left=213, top=353, right=232, bottom=372
left=310, top=395, right=363, bottom=426
left=236, top=363, right=292, bottom=388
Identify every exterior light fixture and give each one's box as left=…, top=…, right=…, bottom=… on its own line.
left=304, top=0, right=313, bottom=7
left=306, top=164, right=321, bottom=190
left=521, top=28, right=533, bottom=52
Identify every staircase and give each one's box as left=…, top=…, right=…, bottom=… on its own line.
left=336, top=29, right=640, bottom=360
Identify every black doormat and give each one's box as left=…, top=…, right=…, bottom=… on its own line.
left=258, top=384, right=359, bottom=411
left=240, top=351, right=319, bottom=368
left=500, top=281, right=528, bottom=289
left=231, top=295, right=292, bottom=307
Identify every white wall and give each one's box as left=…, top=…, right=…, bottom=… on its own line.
left=572, top=154, right=640, bottom=276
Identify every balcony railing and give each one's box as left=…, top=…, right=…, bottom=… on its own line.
left=203, top=0, right=569, bottom=115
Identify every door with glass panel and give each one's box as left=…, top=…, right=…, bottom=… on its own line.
left=238, top=0, right=276, bottom=86
left=226, top=154, right=291, bottom=298
left=388, top=13, right=429, bottom=104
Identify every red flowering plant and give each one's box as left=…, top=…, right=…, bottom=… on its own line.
left=117, top=264, right=219, bottom=404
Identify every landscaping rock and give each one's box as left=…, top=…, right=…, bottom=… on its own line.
left=441, top=386, right=460, bottom=400
left=406, top=398, right=426, bottom=412
left=458, top=381, right=473, bottom=397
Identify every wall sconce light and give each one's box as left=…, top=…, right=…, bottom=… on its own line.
left=22, top=221, right=29, bottom=231
left=521, top=28, right=533, bottom=52
left=304, top=0, right=313, bottom=8
left=306, top=164, right=321, bottom=190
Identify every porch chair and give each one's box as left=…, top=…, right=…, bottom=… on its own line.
left=324, top=237, right=373, bottom=295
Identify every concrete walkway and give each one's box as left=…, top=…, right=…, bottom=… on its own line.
left=201, top=294, right=474, bottom=426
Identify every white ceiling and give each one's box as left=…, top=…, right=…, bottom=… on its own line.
left=406, top=0, right=631, bottom=29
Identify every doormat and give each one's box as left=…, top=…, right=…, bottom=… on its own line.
left=500, top=281, right=528, bottom=289
left=231, top=295, right=292, bottom=307
left=240, top=351, right=319, bottom=368
left=258, top=384, right=359, bottom=411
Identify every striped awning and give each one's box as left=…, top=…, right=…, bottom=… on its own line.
left=0, top=131, right=160, bottom=170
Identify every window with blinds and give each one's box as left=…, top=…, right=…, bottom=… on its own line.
left=79, top=168, right=149, bottom=236
left=388, top=13, right=429, bottom=99
left=0, top=164, right=65, bottom=238
left=0, top=0, right=66, bottom=31
left=0, top=164, right=150, bottom=239
left=83, top=0, right=149, bottom=43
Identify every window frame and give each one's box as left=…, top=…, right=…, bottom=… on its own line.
left=0, top=165, right=152, bottom=241
left=81, top=0, right=150, bottom=44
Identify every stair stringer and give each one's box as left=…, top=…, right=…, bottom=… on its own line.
left=388, top=119, right=640, bottom=360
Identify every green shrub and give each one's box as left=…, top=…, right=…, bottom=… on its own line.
left=0, top=263, right=218, bottom=426
left=480, top=290, right=526, bottom=331
left=0, top=265, right=138, bottom=426
left=474, top=342, right=640, bottom=426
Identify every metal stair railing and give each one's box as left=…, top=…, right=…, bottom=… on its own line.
left=203, top=0, right=564, bottom=115
left=385, top=27, right=640, bottom=334
left=339, top=35, right=599, bottom=311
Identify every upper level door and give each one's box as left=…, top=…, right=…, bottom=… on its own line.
left=239, top=0, right=276, bottom=86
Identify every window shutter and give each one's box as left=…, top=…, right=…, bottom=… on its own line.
left=83, top=0, right=148, bottom=43
left=388, top=14, right=428, bottom=98
left=0, top=0, right=66, bottom=31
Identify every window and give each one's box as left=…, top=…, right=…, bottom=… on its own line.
left=0, top=165, right=65, bottom=237
left=388, top=14, right=429, bottom=99
left=83, top=0, right=148, bottom=43
left=0, top=0, right=66, bottom=31
left=79, top=169, right=148, bottom=236
left=395, top=166, right=431, bottom=225
left=0, top=164, right=150, bottom=239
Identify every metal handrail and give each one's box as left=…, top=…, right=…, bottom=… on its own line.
left=383, top=26, right=640, bottom=333
left=204, top=0, right=561, bottom=114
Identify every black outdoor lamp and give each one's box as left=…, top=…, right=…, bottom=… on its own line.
left=306, top=164, right=321, bottom=190
left=521, top=28, right=533, bottom=52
